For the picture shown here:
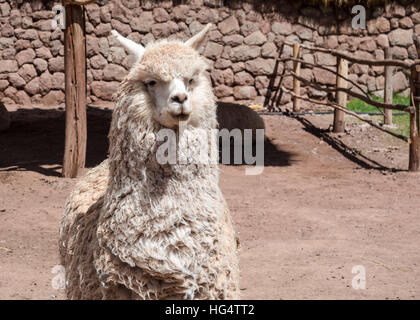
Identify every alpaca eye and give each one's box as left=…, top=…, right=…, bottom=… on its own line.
left=146, top=80, right=156, bottom=87
left=188, top=78, right=194, bottom=85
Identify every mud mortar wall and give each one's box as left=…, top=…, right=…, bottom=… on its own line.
left=0, top=0, right=417, bottom=108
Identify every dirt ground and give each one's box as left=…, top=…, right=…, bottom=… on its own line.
left=0, top=106, right=419, bottom=300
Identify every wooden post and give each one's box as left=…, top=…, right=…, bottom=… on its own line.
left=409, top=34, right=420, bottom=172
left=384, top=47, right=393, bottom=125
left=62, top=3, right=87, bottom=178
left=293, top=43, right=301, bottom=112
left=333, top=57, right=348, bottom=133
left=409, top=66, right=420, bottom=172
left=264, top=59, right=280, bottom=110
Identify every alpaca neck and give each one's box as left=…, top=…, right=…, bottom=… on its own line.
left=97, top=124, right=223, bottom=299
left=109, top=121, right=219, bottom=187
left=99, top=121, right=222, bottom=270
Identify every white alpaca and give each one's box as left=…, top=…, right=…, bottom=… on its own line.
left=59, top=24, right=240, bottom=300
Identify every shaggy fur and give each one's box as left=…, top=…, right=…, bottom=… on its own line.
left=59, top=27, right=240, bottom=300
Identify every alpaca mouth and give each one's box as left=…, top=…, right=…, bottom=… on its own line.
left=172, top=113, right=190, bottom=121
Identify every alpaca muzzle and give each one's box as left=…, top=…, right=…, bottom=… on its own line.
left=169, top=103, right=192, bottom=121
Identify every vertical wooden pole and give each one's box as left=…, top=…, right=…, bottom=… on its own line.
left=384, top=47, right=393, bottom=125
left=62, top=3, right=87, bottom=178
left=293, top=43, right=301, bottom=112
left=264, top=59, right=279, bottom=110
left=409, top=66, right=419, bottom=172
left=333, top=57, right=348, bottom=133
left=409, top=34, right=420, bottom=172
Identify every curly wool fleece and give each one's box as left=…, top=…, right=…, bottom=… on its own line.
left=59, top=40, right=240, bottom=300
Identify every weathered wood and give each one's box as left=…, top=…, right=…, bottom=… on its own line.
left=265, top=45, right=288, bottom=111
left=282, top=40, right=419, bottom=172
left=284, top=42, right=412, bottom=69
left=290, top=71, right=414, bottom=113
left=264, top=59, right=279, bottom=110
left=62, top=3, right=87, bottom=178
left=384, top=47, right=393, bottom=125
left=280, top=57, right=369, bottom=99
left=333, top=57, right=348, bottom=133
left=293, top=43, right=301, bottom=112
left=408, top=34, right=420, bottom=171
left=274, top=65, right=287, bottom=109
left=281, top=85, right=410, bottom=143
left=409, top=68, right=420, bottom=171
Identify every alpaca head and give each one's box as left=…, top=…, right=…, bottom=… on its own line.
left=112, top=24, right=214, bottom=129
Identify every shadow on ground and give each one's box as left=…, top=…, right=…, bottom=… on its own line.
left=219, top=137, right=296, bottom=167
left=0, top=108, right=110, bottom=177
left=0, top=108, right=297, bottom=177
left=293, top=114, right=400, bottom=172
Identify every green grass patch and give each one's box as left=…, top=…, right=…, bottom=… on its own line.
left=346, top=94, right=411, bottom=137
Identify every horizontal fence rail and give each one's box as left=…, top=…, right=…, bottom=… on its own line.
left=283, top=41, right=414, bottom=69
left=264, top=37, right=420, bottom=171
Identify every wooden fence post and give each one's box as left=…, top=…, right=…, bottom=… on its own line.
left=293, top=43, right=301, bottom=112
left=384, top=47, right=393, bottom=125
left=409, top=34, right=420, bottom=172
left=62, top=3, right=87, bottom=178
left=264, top=59, right=279, bottom=110
left=333, top=57, right=348, bottom=133
left=409, top=66, right=420, bottom=171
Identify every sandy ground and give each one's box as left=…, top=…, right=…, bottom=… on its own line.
left=0, top=107, right=419, bottom=300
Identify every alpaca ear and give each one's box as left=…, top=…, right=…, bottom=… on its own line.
left=126, top=64, right=152, bottom=82
left=185, top=23, right=212, bottom=51
left=111, top=30, right=145, bottom=62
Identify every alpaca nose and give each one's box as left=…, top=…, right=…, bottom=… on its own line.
left=171, top=93, right=188, bottom=104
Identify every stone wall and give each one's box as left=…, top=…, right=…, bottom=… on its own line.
left=0, top=0, right=418, bottom=109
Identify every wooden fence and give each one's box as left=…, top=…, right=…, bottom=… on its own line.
left=264, top=37, right=420, bottom=172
